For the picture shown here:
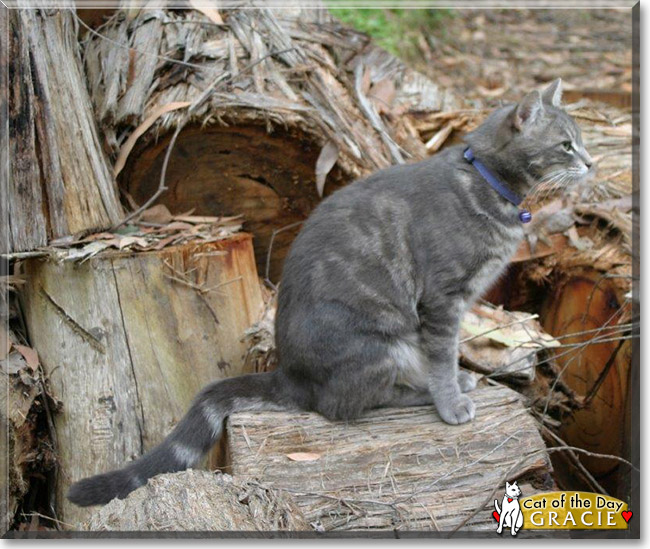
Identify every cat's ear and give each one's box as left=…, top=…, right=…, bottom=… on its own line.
left=542, top=78, right=563, bottom=107
left=506, top=481, right=511, bottom=488
left=514, top=90, right=543, bottom=131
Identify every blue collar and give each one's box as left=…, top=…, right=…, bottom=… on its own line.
left=463, top=147, right=531, bottom=223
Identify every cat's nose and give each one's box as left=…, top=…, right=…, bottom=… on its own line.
left=582, top=150, right=593, bottom=169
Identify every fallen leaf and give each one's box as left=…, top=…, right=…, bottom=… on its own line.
left=114, top=101, right=191, bottom=177
left=141, top=204, right=174, bottom=224
left=14, top=344, right=39, bottom=371
left=66, top=241, right=111, bottom=262
left=82, top=232, right=118, bottom=242
left=160, top=221, right=195, bottom=232
left=173, top=215, right=220, bottom=224
left=117, top=236, right=150, bottom=250
left=286, top=452, right=321, bottom=462
left=315, top=140, right=339, bottom=197
left=189, top=0, right=223, bottom=24
left=0, top=352, right=26, bottom=375
left=368, top=78, right=396, bottom=114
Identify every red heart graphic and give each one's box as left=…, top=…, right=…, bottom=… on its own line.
left=622, top=511, right=633, bottom=523
left=492, top=510, right=500, bottom=522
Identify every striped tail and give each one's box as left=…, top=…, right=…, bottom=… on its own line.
left=67, top=372, right=285, bottom=506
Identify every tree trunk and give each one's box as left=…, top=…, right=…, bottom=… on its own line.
left=3, top=5, right=123, bottom=255
left=21, top=234, right=263, bottom=526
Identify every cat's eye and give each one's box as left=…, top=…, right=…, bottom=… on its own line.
left=562, top=141, right=573, bottom=152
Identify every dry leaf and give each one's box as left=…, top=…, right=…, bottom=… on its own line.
left=14, top=344, right=39, bottom=371
left=368, top=78, right=396, bottom=114
left=286, top=452, right=321, bottom=462
left=1, top=352, right=27, bottom=375
left=173, top=215, right=220, bottom=224
left=189, top=0, right=223, bottom=24
left=66, top=241, right=111, bottom=261
left=114, top=102, right=191, bottom=177
left=141, top=204, right=174, bottom=224
left=315, top=140, right=339, bottom=197
left=160, top=221, right=195, bottom=232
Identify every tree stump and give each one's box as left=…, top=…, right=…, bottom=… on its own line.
left=3, top=5, right=123, bottom=255
left=21, top=234, right=264, bottom=526
left=226, top=383, right=553, bottom=532
left=82, top=6, right=457, bottom=281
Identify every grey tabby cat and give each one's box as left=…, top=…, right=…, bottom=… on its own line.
left=68, top=79, right=592, bottom=506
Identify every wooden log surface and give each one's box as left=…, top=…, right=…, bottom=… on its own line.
left=3, top=6, right=123, bottom=255
left=83, top=470, right=309, bottom=532
left=226, top=383, right=552, bottom=532
left=21, top=234, right=263, bottom=526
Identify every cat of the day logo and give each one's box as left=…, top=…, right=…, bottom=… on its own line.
left=492, top=483, right=633, bottom=535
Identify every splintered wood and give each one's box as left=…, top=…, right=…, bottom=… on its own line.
left=227, top=384, right=551, bottom=532
left=82, top=7, right=457, bottom=281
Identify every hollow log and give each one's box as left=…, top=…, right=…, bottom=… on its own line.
left=83, top=470, right=309, bottom=532
left=226, top=383, right=553, bottom=532
left=21, top=234, right=264, bottom=526
left=3, top=5, right=123, bottom=256
left=83, top=6, right=457, bottom=281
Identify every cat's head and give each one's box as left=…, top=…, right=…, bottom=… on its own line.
left=505, top=481, right=522, bottom=498
left=465, top=79, right=593, bottom=198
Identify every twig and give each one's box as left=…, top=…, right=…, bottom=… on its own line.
left=449, top=443, right=638, bottom=536
left=264, top=221, right=303, bottom=289
left=581, top=338, right=625, bottom=407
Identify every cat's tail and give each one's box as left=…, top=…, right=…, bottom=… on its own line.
left=67, top=371, right=288, bottom=507
left=494, top=500, right=501, bottom=514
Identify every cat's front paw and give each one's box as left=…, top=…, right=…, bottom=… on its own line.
left=436, top=394, right=476, bottom=425
left=457, top=370, right=477, bottom=393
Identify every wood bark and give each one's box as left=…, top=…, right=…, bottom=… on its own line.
left=82, top=6, right=457, bottom=281
left=226, top=383, right=552, bottom=532
left=21, top=235, right=263, bottom=526
left=83, top=470, right=309, bottom=532
left=3, top=6, right=123, bottom=255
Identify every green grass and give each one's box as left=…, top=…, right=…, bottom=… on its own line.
left=327, top=7, right=451, bottom=63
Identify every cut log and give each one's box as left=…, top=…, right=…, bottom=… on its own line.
left=226, top=384, right=553, bottom=532
left=540, top=267, right=633, bottom=494
left=83, top=470, right=309, bottom=532
left=3, top=6, right=123, bottom=255
left=82, top=6, right=457, bottom=280
left=21, top=234, right=264, bottom=526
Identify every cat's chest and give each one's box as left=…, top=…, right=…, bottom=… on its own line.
left=464, top=226, right=523, bottom=299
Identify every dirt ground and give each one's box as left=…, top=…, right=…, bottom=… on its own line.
left=416, top=8, right=633, bottom=107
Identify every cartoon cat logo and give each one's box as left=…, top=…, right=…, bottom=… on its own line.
left=493, top=481, right=524, bottom=536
